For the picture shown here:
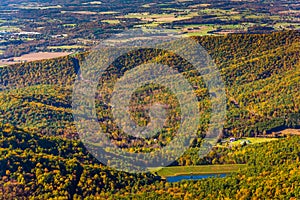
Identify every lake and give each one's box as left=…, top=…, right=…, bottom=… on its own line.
left=166, top=173, right=228, bottom=182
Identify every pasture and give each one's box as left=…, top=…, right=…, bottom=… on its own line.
left=101, top=20, right=121, bottom=24
left=153, top=164, right=247, bottom=178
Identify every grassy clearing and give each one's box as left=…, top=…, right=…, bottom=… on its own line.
left=176, top=0, right=193, bottom=2
left=139, top=22, right=165, bottom=27
left=120, top=11, right=199, bottom=23
left=63, top=24, right=77, bottom=27
left=47, top=45, right=87, bottom=50
left=0, top=26, right=21, bottom=32
left=183, top=26, right=216, bottom=36
left=17, top=5, right=62, bottom=10
left=152, top=164, right=247, bottom=178
left=99, top=11, right=119, bottom=15
left=82, top=1, right=102, bottom=5
left=199, top=8, right=228, bottom=15
left=244, top=15, right=265, bottom=19
left=61, top=11, right=98, bottom=15
left=189, top=4, right=211, bottom=8
left=244, top=137, right=279, bottom=144
left=101, top=20, right=120, bottom=24
left=142, top=3, right=156, bottom=8
left=273, top=23, right=300, bottom=30
left=218, top=24, right=245, bottom=29
left=161, top=8, right=186, bottom=11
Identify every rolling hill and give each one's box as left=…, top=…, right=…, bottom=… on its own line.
left=0, top=30, right=299, bottom=199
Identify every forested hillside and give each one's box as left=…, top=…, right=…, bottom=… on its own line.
left=1, top=123, right=300, bottom=199
left=0, top=123, right=159, bottom=199
left=0, top=31, right=299, bottom=199
left=109, top=136, right=300, bottom=199
left=0, top=31, right=299, bottom=139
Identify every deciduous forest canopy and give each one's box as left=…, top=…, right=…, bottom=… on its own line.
left=0, top=31, right=299, bottom=199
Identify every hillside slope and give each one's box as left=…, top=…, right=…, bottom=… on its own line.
left=0, top=31, right=299, bottom=139
left=0, top=31, right=300, bottom=199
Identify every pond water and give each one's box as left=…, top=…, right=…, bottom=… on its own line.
left=166, top=173, right=228, bottom=182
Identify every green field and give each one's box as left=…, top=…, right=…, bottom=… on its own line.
left=17, top=5, right=62, bottom=10
left=0, top=26, right=21, bottom=32
left=63, top=24, right=77, bottom=27
left=99, top=11, right=120, bottom=15
left=183, top=26, right=216, bottom=36
left=120, top=11, right=199, bottom=23
left=243, top=137, right=279, bottom=144
left=101, top=19, right=121, bottom=24
left=47, top=45, right=87, bottom=50
left=153, top=164, right=247, bottom=178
